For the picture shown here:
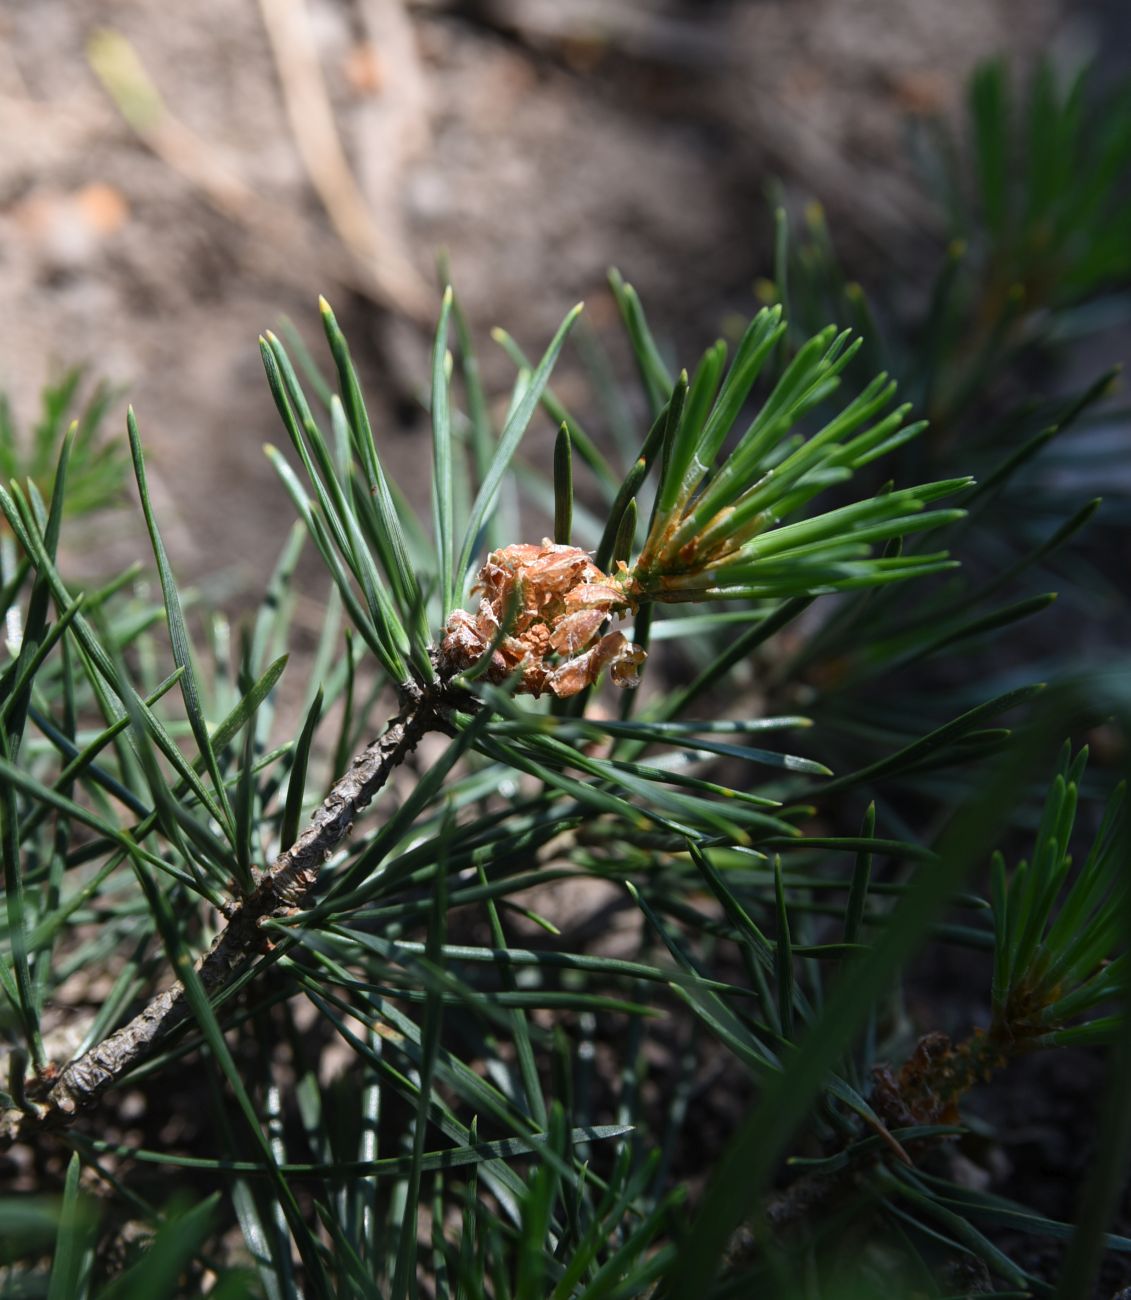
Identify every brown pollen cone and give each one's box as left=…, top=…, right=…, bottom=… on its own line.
left=438, top=540, right=645, bottom=698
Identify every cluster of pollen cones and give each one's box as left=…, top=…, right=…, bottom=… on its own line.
left=438, top=540, right=646, bottom=698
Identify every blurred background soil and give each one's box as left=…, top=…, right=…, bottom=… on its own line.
left=2, top=0, right=1119, bottom=610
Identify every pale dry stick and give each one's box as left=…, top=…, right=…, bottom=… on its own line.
left=456, top=0, right=731, bottom=69
left=352, top=0, right=432, bottom=244
left=256, top=0, right=434, bottom=321
left=86, top=27, right=429, bottom=321
left=0, top=680, right=451, bottom=1148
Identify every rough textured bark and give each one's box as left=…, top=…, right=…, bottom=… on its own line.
left=1, top=683, right=446, bottom=1147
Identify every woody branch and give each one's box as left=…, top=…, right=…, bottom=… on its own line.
left=1, top=679, right=451, bottom=1147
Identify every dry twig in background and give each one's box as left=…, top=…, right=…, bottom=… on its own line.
left=87, top=20, right=431, bottom=321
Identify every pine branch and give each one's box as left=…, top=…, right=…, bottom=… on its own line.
left=1, top=678, right=455, bottom=1147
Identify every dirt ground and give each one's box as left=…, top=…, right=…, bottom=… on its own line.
left=1, top=0, right=1108, bottom=610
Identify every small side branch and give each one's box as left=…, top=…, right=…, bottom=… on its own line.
left=2, top=683, right=446, bottom=1147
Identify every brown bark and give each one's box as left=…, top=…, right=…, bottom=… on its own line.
left=1, top=681, right=448, bottom=1147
